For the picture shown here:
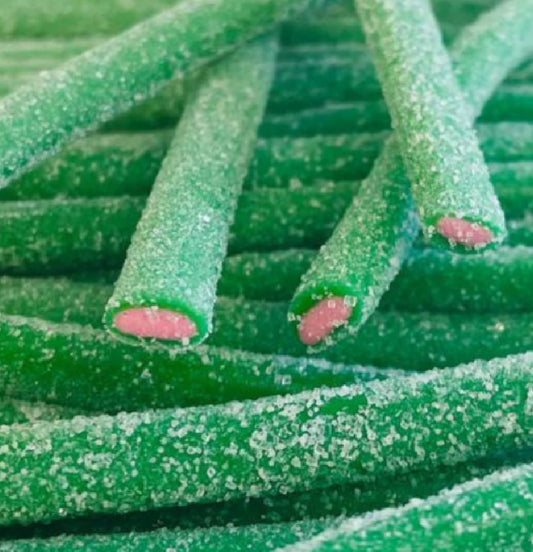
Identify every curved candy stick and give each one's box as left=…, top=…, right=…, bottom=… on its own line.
left=356, top=0, right=505, bottom=249
left=0, top=352, right=532, bottom=525
left=105, top=36, right=276, bottom=345
left=280, top=463, right=533, bottom=551
left=0, top=178, right=532, bottom=275
left=290, top=0, right=533, bottom=347
left=0, top=0, right=327, bottom=187
left=0, top=313, right=398, bottom=413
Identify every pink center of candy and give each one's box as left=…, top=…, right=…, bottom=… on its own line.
left=114, top=307, right=197, bottom=341
left=437, top=217, right=493, bottom=247
left=298, top=297, right=353, bottom=346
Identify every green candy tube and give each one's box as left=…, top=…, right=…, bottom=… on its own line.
left=105, top=37, right=276, bottom=345
left=289, top=0, right=533, bottom=348
left=0, top=177, right=532, bottom=275
left=0, top=352, right=531, bottom=525
left=0, top=0, right=327, bottom=187
left=0, top=520, right=333, bottom=552
left=356, top=0, right=506, bottom=249
left=0, top=313, right=399, bottom=413
left=281, top=463, right=533, bottom=551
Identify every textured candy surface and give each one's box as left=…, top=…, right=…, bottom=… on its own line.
left=105, top=36, right=276, bottom=345
left=356, top=0, right=505, bottom=248
left=280, top=463, right=533, bottom=551
left=0, top=352, right=532, bottom=525
left=290, top=0, right=533, bottom=348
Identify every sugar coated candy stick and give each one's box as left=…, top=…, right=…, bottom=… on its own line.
left=0, top=0, right=327, bottom=187
left=0, top=352, right=532, bottom=525
left=355, top=0, right=506, bottom=250
left=104, top=36, right=276, bottom=345
left=280, top=462, right=533, bottom=551
left=290, top=0, right=533, bottom=347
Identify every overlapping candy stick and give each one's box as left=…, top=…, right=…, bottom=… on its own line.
left=356, top=0, right=505, bottom=250
left=0, top=352, right=532, bottom=525
left=0, top=0, right=328, bottom=187
left=281, top=462, right=533, bottom=551
left=105, top=36, right=276, bottom=344
left=289, top=0, right=533, bottom=347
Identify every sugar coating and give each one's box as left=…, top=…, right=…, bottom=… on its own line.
left=0, top=0, right=327, bottom=186
left=0, top=312, right=400, bottom=414
left=290, top=0, right=533, bottom=348
left=105, top=36, right=277, bottom=346
left=0, top=519, right=331, bottom=552
left=355, top=0, right=505, bottom=247
left=0, top=352, right=532, bottom=525
left=280, top=462, right=533, bottom=551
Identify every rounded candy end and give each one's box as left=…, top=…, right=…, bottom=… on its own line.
left=437, top=217, right=493, bottom=247
left=114, top=307, right=197, bottom=342
left=298, top=297, right=353, bottom=346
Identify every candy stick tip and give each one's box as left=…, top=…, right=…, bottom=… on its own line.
left=113, top=307, right=197, bottom=341
left=298, top=297, right=353, bottom=346
left=436, top=217, right=493, bottom=247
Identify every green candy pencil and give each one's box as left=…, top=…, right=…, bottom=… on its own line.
left=0, top=0, right=327, bottom=187
left=355, top=0, right=505, bottom=249
left=105, top=36, right=276, bottom=345
left=289, top=0, right=533, bottom=347
left=281, top=463, right=533, bottom=551
left=0, top=352, right=531, bottom=525
left=0, top=313, right=398, bottom=413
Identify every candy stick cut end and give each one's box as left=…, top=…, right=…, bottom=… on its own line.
left=114, top=307, right=197, bottom=342
left=436, top=217, right=493, bottom=247
left=298, top=297, right=353, bottom=346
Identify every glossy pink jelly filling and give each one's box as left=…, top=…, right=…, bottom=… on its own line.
left=114, top=307, right=197, bottom=341
left=298, top=297, right=353, bottom=346
left=437, top=217, right=493, bottom=247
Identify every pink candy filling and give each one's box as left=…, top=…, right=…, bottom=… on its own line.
left=437, top=217, right=493, bottom=247
left=298, top=297, right=353, bottom=346
left=114, top=307, right=197, bottom=341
